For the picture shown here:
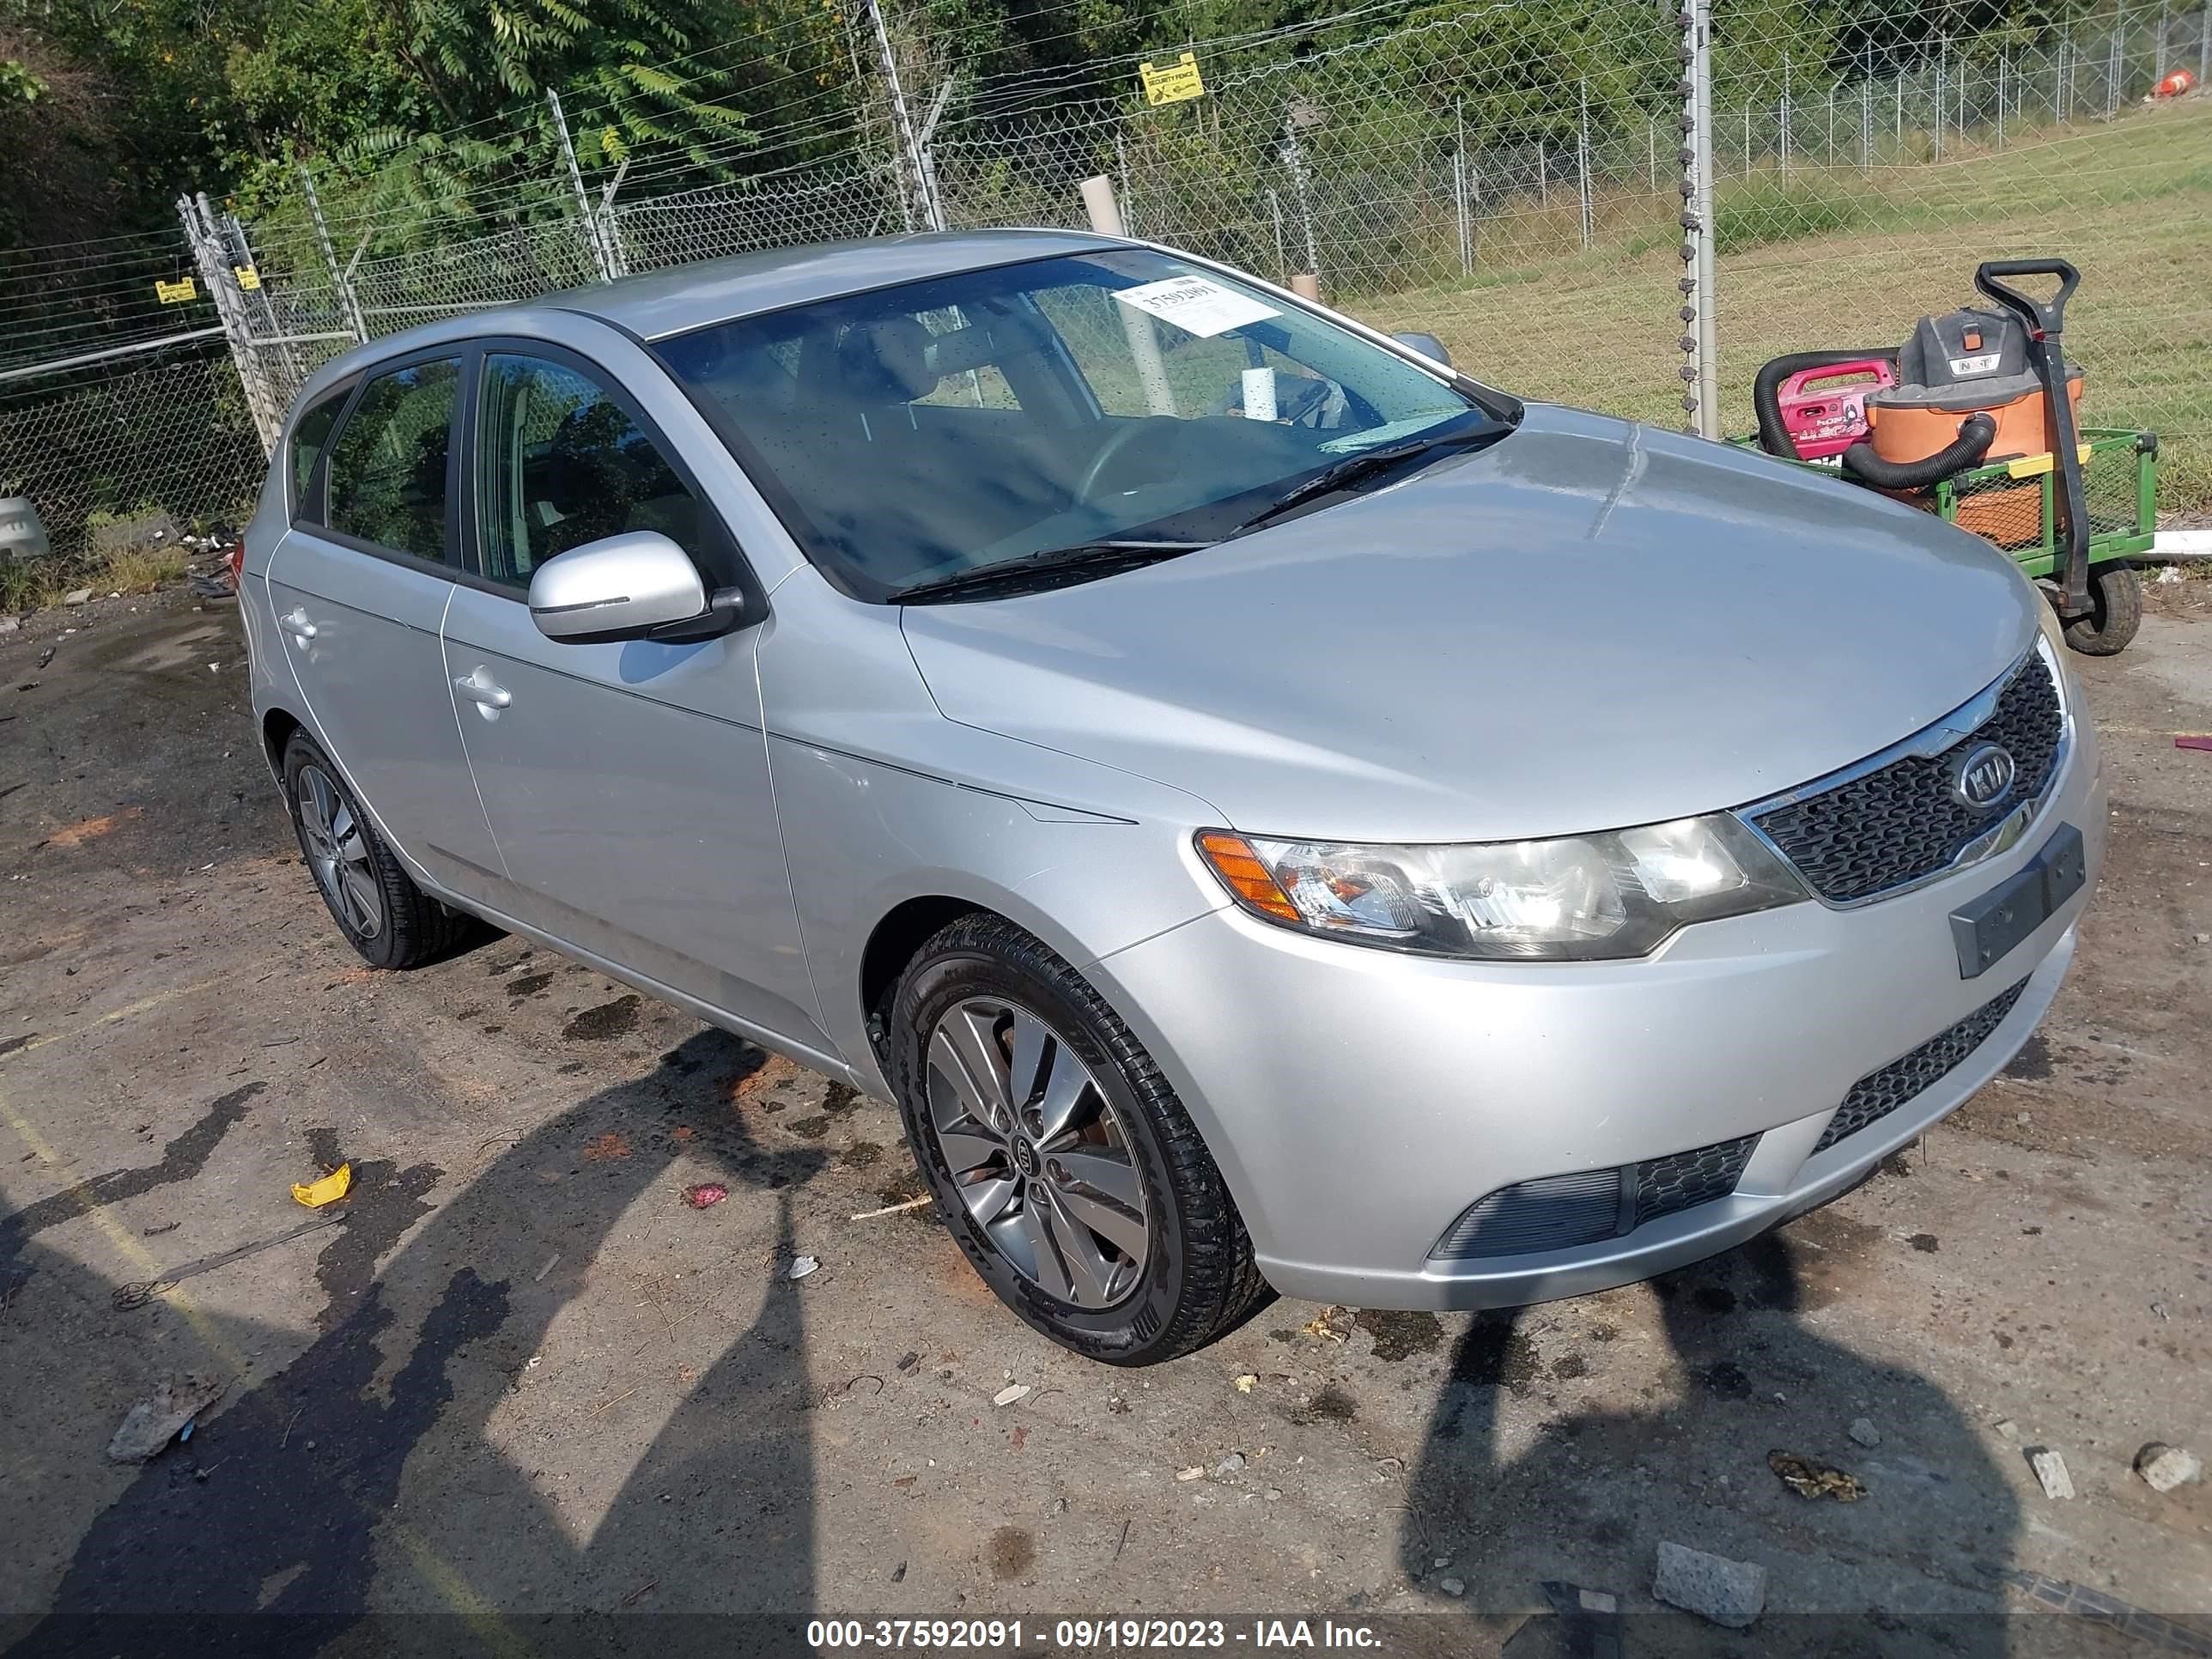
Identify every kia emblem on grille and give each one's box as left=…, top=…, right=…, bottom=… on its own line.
left=1950, top=743, right=2017, bottom=811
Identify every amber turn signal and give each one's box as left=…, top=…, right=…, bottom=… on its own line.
left=1195, top=830, right=1302, bottom=924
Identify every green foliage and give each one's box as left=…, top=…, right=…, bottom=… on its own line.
left=0, top=56, right=44, bottom=102
left=0, top=0, right=2144, bottom=247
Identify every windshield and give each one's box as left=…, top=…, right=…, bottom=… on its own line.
left=653, top=248, right=1505, bottom=602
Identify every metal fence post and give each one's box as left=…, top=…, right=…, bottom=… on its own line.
left=1861, top=69, right=1873, bottom=170
left=1577, top=78, right=1593, bottom=251
left=1692, top=0, right=1717, bottom=437
left=1780, top=56, right=1790, bottom=179
left=1934, top=40, right=1946, bottom=160
left=1454, top=100, right=1473, bottom=276
left=300, top=167, right=368, bottom=343
left=1996, top=48, right=2007, bottom=149
left=1267, top=187, right=1287, bottom=284
left=1079, top=177, right=1174, bottom=415
left=547, top=89, right=617, bottom=282
left=1282, top=115, right=1321, bottom=282
left=178, top=194, right=282, bottom=456
left=2108, top=29, right=2123, bottom=115
left=2200, top=2, right=2209, bottom=82
left=2156, top=0, right=2170, bottom=76
left=224, top=210, right=304, bottom=404
left=863, top=0, right=939, bottom=231
left=1676, top=0, right=1717, bottom=440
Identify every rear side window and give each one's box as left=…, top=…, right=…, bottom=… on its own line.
left=289, top=387, right=349, bottom=521
left=325, top=358, right=460, bottom=562
left=476, top=352, right=705, bottom=590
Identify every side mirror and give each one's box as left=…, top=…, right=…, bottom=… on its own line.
left=1391, top=331, right=1453, bottom=368
left=527, top=531, right=744, bottom=645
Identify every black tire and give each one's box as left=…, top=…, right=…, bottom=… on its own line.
left=281, top=732, right=479, bottom=969
left=2061, top=562, right=2142, bottom=656
left=888, top=913, right=1269, bottom=1364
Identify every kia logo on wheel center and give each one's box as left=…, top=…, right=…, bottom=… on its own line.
left=1951, top=743, right=2018, bottom=811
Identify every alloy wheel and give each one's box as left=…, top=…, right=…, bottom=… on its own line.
left=295, top=763, right=384, bottom=941
left=925, top=996, right=1150, bottom=1308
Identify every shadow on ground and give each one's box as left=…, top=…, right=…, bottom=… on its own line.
left=1397, top=1231, right=2056, bottom=1656
left=5, top=1029, right=826, bottom=1657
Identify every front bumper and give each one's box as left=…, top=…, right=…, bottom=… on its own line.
left=1091, top=726, right=2104, bottom=1311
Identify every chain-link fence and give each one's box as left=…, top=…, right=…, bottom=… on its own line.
left=0, top=337, right=265, bottom=591
left=4, top=0, right=2209, bottom=577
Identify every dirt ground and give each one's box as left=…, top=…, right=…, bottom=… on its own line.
left=1, top=577, right=2208, bottom=1656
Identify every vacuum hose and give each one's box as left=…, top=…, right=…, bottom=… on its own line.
left=1752, top=349, right=1897, bottom=459
left=1838, top=413, right=1997, bottom=490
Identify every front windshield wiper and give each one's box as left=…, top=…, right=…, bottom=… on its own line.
left=891, top=539, right=1208, bottom=605
left=1224, top=417, right=1514, bottom=538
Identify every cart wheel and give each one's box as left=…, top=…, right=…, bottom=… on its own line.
left=2062, top=563, right=2142, bottom=657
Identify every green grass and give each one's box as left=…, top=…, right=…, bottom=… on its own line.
left=1, top=540, right=191, bottom=613
left=1713, top=178, right=1872, bottom=253
left=1357, top=94, right=2212, bottom=515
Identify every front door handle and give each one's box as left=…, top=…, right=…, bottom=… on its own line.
left=280, top=606, right=317, bottom=641
left=453, top=666, right=512, bottom=710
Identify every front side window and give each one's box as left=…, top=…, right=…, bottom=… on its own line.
left=475, top=353, right=707, bottom=592
left=289, top=386, right=349, bottom=521
left=655, top=249, right=1509, bottom=602
left=325, top=358, right=459, bottom=562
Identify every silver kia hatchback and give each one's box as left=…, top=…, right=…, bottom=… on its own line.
left=240, top=229, right=2101, bottom=1363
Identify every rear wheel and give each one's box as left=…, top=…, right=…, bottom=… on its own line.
left=889, top=913, right=1268, bottom=1364
left=2060, top=562, right=2142, bottom=656
left=282, top=733, right=477, bottom=969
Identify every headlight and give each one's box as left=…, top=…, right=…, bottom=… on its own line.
left=1196, top=815, right=1805, bottom=961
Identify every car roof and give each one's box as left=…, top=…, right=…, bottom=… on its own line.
left=295, top=228, right=1128, bottom=414
left=550, top=227, right=1125, bottom=340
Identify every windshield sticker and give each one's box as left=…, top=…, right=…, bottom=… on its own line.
left=1115, top=275, right=1280, bottom=339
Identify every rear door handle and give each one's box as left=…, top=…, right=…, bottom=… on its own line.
left=280, top=606, right=317, bottom=641
left=453, top=666, right=512, bottom=710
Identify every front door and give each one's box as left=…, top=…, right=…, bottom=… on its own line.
left=265, top=353, right=507, bottom=905
left=441, top=345, right=831, bottom=1054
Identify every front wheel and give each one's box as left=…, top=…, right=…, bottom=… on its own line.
left=888, top=913, right=1268, bottom=1364
left=2060, top=562, right=2142, bottom=656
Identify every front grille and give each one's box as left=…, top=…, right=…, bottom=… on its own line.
left=1431, top=1133, right=1759, bottom=1260
left=1634, top=1137, right=1759, bottom=1227
left=1814, top=978, right=2031, bottom=1153
left=1747, top=652, right=2064, bottom=904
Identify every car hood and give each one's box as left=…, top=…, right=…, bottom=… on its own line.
left=899, top=404, right=2043, bottom=843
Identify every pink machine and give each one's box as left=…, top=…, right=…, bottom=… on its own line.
left=1771, top=357, right=1897, bottom=460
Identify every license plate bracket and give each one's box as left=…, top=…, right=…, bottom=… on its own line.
left=1949, top=823, right=2086, bottom=980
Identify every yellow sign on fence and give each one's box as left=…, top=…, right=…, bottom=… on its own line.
left=154, top=276, right=198, bottom=305
left=1139, top=52, right=1206, bottom=106
left=234, top=265, right=262, bottom=291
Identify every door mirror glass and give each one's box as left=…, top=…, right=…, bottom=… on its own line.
left=1390, top=331, right=1453, bottom=368
left=528, top=531, right=714, bottom=644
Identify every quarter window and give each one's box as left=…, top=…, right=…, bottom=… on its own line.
left=476, top=353, right=706, bottom=592
left=289, top=386, right=350, bottom=521
left=325, top=358, right=460, bottom=562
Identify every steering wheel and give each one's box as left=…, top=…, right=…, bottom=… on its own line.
left=1075, top=416, right=1183, bottom=506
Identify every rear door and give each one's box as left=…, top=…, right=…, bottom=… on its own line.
left=440, top=342, right=831, bottom=1053
left=265, top=350, right=507, bottom=904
